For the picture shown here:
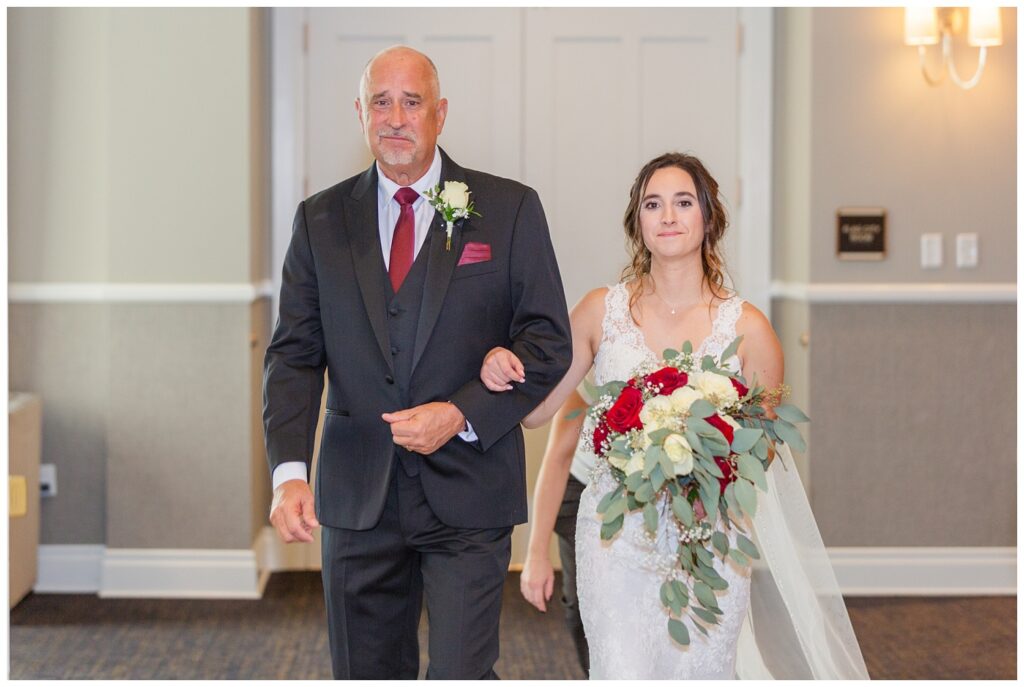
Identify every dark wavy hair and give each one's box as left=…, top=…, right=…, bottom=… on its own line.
left=621, top=152, right=731, bottom=317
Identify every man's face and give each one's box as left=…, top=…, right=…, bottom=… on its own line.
left=356, top=51, right=448, bottom=179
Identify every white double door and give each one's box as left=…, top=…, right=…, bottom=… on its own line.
left=272, top=7, right=770, bottom=568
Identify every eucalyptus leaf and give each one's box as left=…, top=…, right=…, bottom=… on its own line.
left=712, top=531, right=729, bottom=557
left=600, top=514, right=623, bottom=540
left=697, top=562, right=729, bottom=591
left=662, top=348, right=680, bottom=362
left=673, top=495, right=694, bottom=527
left=701, top=355, right=717, bottom=371
left=774, top=403, right=811, bottom=424
left=752, top=435, right=769, bottom=460
left=685, top=429, right=707, bottom=457
left=563, top=408, right=584, bottom=421
left=668, top=618, right=690, bottom=646
left=728, top=548, right=750, bottom=567
left=635, top=481, right=655, bottom=503
left=730, top=427, right=763, bottom=454
left=626, top=492, right=639, bottom=511
left=690, top=618, right=709, bottom=636
left=719, top=335, right=743, bottom=364
left=671, top=580, right=689, bottom=608
left=643, top=446, right=662, bottom=477
left=698, top=454, right=725, bottom=479
left=625, top=471, right=645, bottom=492
left=773, top=418, right=807, bottom=453
left=686, top=417, right=716, bottom=437
left=735, top=478, right=758, bottom=517
left=603, top=495, right=627, bottom=522
left=724, top=481, right=741, bottom=515
left=693, top=580, right=719, bottom=611
left=694, top=544, right=714, bottom=567
left=647, top=428, right=674, bottom=445
left=660, top=580, right=676, bottom=609
left=643, top=502, right=659, bottom=534
left=689, top=399, right=716, bottom=420
left=691, top=605, right=719, bottom=626
left=682, top=340, right=693, bottom=354
left=736, top=452, right=767, bottom=491
left=736, top=533, right=761, bottom=560
left=596, top=484, right=625, bottom=513
left=651, top=463, right=667, bottom=492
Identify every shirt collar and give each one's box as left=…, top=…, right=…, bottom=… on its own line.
left=376, top=146, right=443, bottom=206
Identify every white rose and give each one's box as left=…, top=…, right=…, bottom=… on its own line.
left=440, top=181, right=470, bottom=209
left=668, top=386, right=703, bottom=415
left=663, top=433, right=694, bottom=476
left=639, top=395, right=674, bottom=428
left=692, top=370, right=739, bottom=409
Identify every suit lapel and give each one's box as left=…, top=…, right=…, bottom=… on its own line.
left=345, top=164, right=395, bottom=374
left=411, top=149, right=468, bottom=374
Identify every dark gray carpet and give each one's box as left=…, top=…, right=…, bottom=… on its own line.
left=9, top=572, right=1016, bottom=679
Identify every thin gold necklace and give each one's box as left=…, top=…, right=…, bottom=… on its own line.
left=649, top=283, right=687, bottom=315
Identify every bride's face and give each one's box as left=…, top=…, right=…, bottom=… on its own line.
left=639, top=166, right=704, bottom=261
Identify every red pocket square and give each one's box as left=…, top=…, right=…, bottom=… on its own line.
left=458, top=242, right=492, bottom=266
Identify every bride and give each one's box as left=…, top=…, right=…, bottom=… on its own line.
left=479, top=153, right=869, bottom=679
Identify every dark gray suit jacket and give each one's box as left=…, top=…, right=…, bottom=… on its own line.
left=263, top=149, right=572, bottom=530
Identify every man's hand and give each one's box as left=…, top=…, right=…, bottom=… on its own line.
left=269, top=479, right=319, bottom=543
left=480, top=346, right=525, bottom=392
left=382, top=401, right=466, bottom=454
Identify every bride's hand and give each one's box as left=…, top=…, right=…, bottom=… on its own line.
left=520, top=553, right=555, bottom=612
left=480, top=346, right=525, bottom=392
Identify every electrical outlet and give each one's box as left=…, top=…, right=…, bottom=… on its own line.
left=40, top=463, right=57, bottom=498
left=920, top=233, right=943, bottom=269
left=956, top=233, right=979, bottom=268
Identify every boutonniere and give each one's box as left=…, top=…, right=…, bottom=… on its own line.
left=424, top=181, right=482, bottom=250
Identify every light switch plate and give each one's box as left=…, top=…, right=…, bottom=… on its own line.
left=956, top=232, right=979, bottom=268
left=921, top=233, right=943, bottom=269
left=40, top=463, right=57, bottom=497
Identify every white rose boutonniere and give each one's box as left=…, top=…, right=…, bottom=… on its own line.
left=424, top=181, right=482, bottom=250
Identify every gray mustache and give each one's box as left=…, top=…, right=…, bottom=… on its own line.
left=376, top=130, right=415, bottom=143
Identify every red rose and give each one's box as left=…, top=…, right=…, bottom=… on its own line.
left=730, top=378, right=749, bottom=398
left=605, top=386, right=644, bottom=433
left=644, top=366, right=689, bottom=395
left=705, top=413, right=735, bottom=445
left=714, top=456, right=737, bottom=494
left=593, top=422, right=610, bottom=455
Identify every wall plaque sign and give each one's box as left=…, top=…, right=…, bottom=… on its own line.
left=837, top=207, right=886, bottom=260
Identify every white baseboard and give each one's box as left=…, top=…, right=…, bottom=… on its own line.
left=828, top=547, right=1016, bottom=595
left=99, top=548, right=262, bottom=599
left=35, top=545, right=105, bottom=593
left=34, top=543, right=1015, bottom=598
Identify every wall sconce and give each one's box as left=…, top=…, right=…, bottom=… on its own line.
left=904, top=6, right=1003, bottom=89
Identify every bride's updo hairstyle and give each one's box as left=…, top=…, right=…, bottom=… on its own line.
left=621, top=152, right=730, bottom=313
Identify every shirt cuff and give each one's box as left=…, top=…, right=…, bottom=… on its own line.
left=272, top=461, right=308, bottom=491
left=458, top=419, right=479, bottom=443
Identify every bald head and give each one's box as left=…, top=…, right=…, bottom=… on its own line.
left=359, top=45, right=441, bottom=107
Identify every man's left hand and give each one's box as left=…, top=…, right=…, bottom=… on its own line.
left=382, top=402, right=466, bottom=454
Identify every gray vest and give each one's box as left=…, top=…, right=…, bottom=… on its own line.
left=385, top=228, right=434, bottom=476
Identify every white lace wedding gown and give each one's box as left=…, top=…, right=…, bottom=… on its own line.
left=575, top=283, right=870, bottom=680
left=576, top=282, right=749, bottom=679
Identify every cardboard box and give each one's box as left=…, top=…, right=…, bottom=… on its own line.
left=10, top=393, right=42, bottom=609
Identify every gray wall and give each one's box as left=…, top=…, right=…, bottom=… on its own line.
left=772, top=8, right=1016, bottom=547
left=8, top=8, right=271, bottom=549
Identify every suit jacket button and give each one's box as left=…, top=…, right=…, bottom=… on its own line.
left=391, top=346, right=399, bottom=356
left=388, top=305, right=400, bottom=316
left=385, top=375, right=395, bottom=384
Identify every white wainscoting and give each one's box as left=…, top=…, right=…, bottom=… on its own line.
left=35, top=540, right=1016, bottom=598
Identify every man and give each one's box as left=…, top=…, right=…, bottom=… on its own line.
left=263, top=46, right=572, bottom=679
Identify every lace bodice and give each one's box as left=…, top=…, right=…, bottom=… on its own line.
left=592, top=282, right=744, bottom=386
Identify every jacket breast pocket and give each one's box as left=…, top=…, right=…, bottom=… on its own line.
left=452, top=260, right=499, bottom=281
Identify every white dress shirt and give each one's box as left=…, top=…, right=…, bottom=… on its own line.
left=272, top=147, right=477, bottom=490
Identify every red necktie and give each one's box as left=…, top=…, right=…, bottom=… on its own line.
left=388, top=187, right=419, bottom=292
